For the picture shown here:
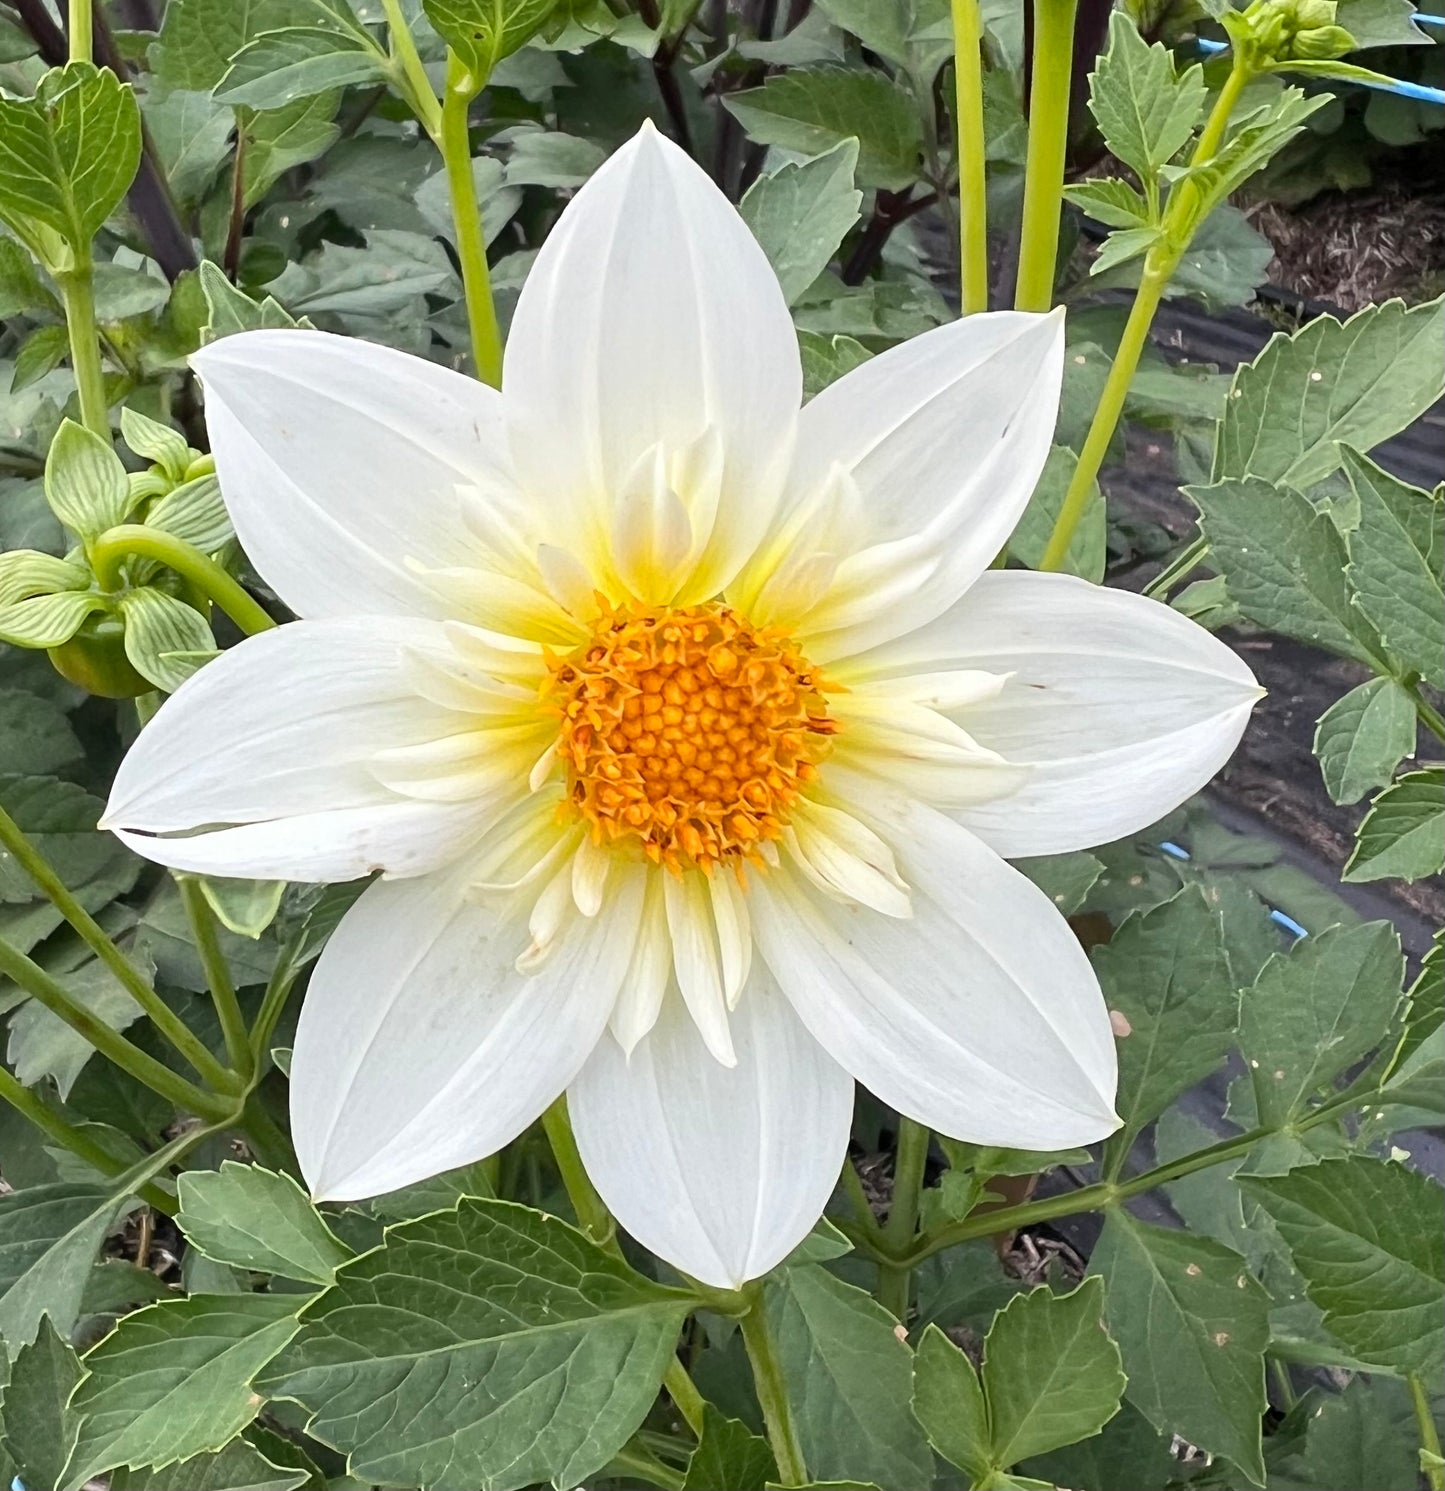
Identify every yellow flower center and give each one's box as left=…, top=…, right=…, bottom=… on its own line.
left=545, top=598, right=838, bottom=874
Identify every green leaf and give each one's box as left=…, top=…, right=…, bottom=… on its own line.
left=268, top=228, right=456, bottom=316
left=1086, top=13, right=1207, bottom=182
left=1335, top=0, right=1431, bottom=47
left=682, top=1407, right=778, bottom=1490
left=118, top=587, right=215, bottom=693
left=198, top=877, right=285, bottom=938
left=0, top=588, right=106, bottom=648
left=502, top=129, right=607, bottom=188
left=260, top=1198, right=692, bottom=1490
left=177, top=1163, right=352, bottom=1286
left=0, top=1182, right=122, bottom=1350
left=740, top=139, right=862, bottom=305
left=44, top=418, right=131, bottom=540
left=979, top=1280, right=1125, bottom=1466
left=11, top=323, right=70, bottom=392
left=0, top=1316, right=83, bottom=1488
left=1016, top=852, right=1104, bottom=917
left=108, top=1437, right=309, bottom=1491
left=414, top=158, right=522, bottom=248
left=0, top=549, right=89, bottom=608
left=0, top=687, right=82, bottom=776
left=766, top=1263, right=934, bottom=1489
left=1313, top=676, right=1419, bottom=805
left=1093, top=887, right=1235, bottom=1165
left=80, top=1258, right=175, bottom=1315
left=119, top=408, right=191, bottom=482
left=0, top=236, right=58, bottom=318
left=1062, top=176, right=1152, bottom=230
left=217, top=27, right=386, bottom=109
left=1241, top=1158, right=1444, bottom=1376
left=1295, top=1377, right=1422, bottom=1491
left=422, top=0, right=564, bottom=81
left=1021, top=1400, right=1178, bottom=1491
left=241, top=92, right=342, bottom=207
left=799, top=331, right=871, bottom=398
left=1213, top=295, right=1445, bottom=491
left=1239, top=922, right=1403, bottom=1128
left=725, top=68, right=924, bottom=191
left=1342, top=446, right=1445, bottom=688
left=196, top=259, right=302, bottom=340
left=1190, top=475, right=1383, bottom=666
left=141, top=89, right=236, bottom=209
left=144, top=474, right=234, bottom=553
left=0, top=776, right=139, bottom=921
left=1008, top=445, right=1106, bottom=580
left=153, top=0, right=307, bottom=93
left=1393, top=932, right=1443, bottom=1073
left=912, top=1324, right=990, bottom=1481
left=1345, top=768, right=1445, bottom=883
left=0, top=63, right=142, bottom=257
left=64, top=1294, right=303, bottom=1486
left=1090, top=1212, right=1269, bottom=1484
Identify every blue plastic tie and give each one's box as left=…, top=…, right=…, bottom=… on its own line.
left=1194, top=35, right=1445, bottom=104
left=1157, top=840, right=1308, bottom=939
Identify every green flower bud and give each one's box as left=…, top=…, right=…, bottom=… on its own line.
left=48, top=611, right=151, bottom=699
left=1292, top=21, right=1355, bottom=55
left=1294, top=0, right=1338, bottom=29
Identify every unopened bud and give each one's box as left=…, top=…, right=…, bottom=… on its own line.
left=1292, top=22, right=1355, bottom=56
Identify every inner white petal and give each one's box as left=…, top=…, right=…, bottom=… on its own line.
left=663, top=871, right=736, bottom=1067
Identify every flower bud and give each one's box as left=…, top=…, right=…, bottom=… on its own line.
left=1292, top=22, right=1355, bottom=56
left=48, top=613, right=151, bottom=699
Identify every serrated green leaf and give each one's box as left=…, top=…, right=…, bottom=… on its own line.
left=1336, top=0, right=1431, bottom=46
left=1016, top=852, right=1104, bottom=917
left=414, top=159, right=521, bottom=247
left=1008, top=445, right=1106, bottom=580
left=1213, top=295, right=1445, bottom=490
left=1087, top=13, right=1207, bottom=181
left=141, top=89, right=236, bottom=209
left=1392, top=932, right=1443, bottom=1073
left=740, top=139, right=861, bottom=305
left=45, top=418, right=131, bottom=540
left=423, top=0, right=563, bottom=81
left=241, top=92, right=342, bottom=207
left=118, top=587, right=214, bottom=693
left=0, top=63, right=142, bottom=257
left=1191, top=475, right=1384, bottom=666
left=65, top=1294, right=302, bottom=1486
left=119, top=408, right=191, bottom=482
left=268, top=227, right=455, bottom=315
left=1342, top=446, right=1445, bottom=688
left=725, top=68, right=924, bottom=191
left=260, top=1198, right=692, bottom=1490
left=799, top=330, right=871, bottom=398
left=108, top=1437, right=309, bottom=1491
left=196, top=259, right=302, bottom=340
left=144, top=473, right=234, bottom=553
left=177, top=1163, right=352, bottom=1285
left=217, top=27, right=386, bottom=109
left=0, top=687, right=82, bottom=776
left=0, top=1316, right=82, bottom=1487
left=0, top=236, right=58, bottom=318
left=92, top=264, right=170, bottom=322
left=1345, top=768, right=1445, bottom=883
left=1089, top=1211, right=1269, bottom=1485
left=1241, top=1158, right=1444, bottom=1376
left=912, top=1324, right=990, bottom=1481
left=11, top=323, right=70, bottom=392
left=1021, top=1400, right=1177, bottom=1491
left=80, top=1258, right=176, bottom=1314
left=682, top=1407, right=778, bottom=1490
left=502, top=129, right=606, bottom=187
left=1063, top=176, right=1152, bottom=229
left=1313, top=676, right=1419, bottom=805
left=1094, top=887, right=1235, bottom=1166
left=766, top=1263, right=934, bottom=1488
left=0, top=776, right=140, bottom=919
left=1295, top=1377, right=1421, bottom=1491
left=153, top=0, right=307, bottom=93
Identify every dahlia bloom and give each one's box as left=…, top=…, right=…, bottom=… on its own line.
left=105, top=123, right=1260, bottom=1287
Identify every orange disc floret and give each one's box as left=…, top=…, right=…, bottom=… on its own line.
left=543, top=598, right=839, bottom=874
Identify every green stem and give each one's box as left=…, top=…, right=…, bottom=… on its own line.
left=879, top=1118, right=929, bottom=1318
left=241, top=1090, right=299, bottom=1173
left=177, top=876, right=254, bottom=1082
left=1014, top=0, right=1077, bottom=311
left=1143, top=533, right=1209, bottom=600
left=440, top=54, right=504, bottom=388
left=0, top=1063, right=175, bottom=1211
left=951, top=0, right=989, bottom=315
left=840, top=1155, right=879, bottom=1232
left=0, top=804, right=238, bottom=1094
left=740, top=1292, right=807, bottom=1485
left=68, top=0, right=91, bottom=61
left=249, top=938, right=306, bottom=1065
left=664, top=1358, right=705, bottom=1437
left=56, top=268, right=109, bottom=438
left=381, top=0, right=442, bottom=135
left=604, top=1444, right=686, bottom=1491
left=1411, top=688, right=1445, bottom=745
left=0, top=934, right=233, bottom=1122
left=541, top=1093, right=613, bottom=1244
left=90, top=525, right=275, bottom=635
left=1410, top=1372, right=1445, bottom=1491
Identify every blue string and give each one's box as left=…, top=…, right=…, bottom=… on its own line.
left=1157, top=840, right=1308, bottom=939
left=1194, top=35, right=1445, bottom=104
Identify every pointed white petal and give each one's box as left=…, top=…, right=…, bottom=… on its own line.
left=571, top=835, right=612, bottom=916
left=610, top=444, right=694, bottom=602
left=503, top=124, right=800, bottom=594
left=785, top=311, right=1064, bottom=659
left=787, top=798, right=912, bottom=919
left=609, top=866, right=671, bottom=1054
left=570, top=969, right=852, bottom=1288
left=753, top=780, right=1119, bottom=1149
left=295, top=862, right=644, bottom=1200
left=663, top=871, right=735, bottom=1066
left=839, top=571, right=1263, bottom=856
left=707, top=870, right=752, bottom=1009
left=191, top=330, right=522, bottom=619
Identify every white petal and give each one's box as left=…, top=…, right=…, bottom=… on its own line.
left=104, top=618, right=488, bottom=879
left=663, top=871, right=735, bottom=1066
left=786, top=798, right=912, bottom=919
left=294, top=862, right=644, bottom=1200
left=708, top=870, right=752, bottom=1009
left=192, top=330, right=523, bottom=619
left=785, top=311, right=1064, bottom=660
left=571, top=835, right=612, bottom=916
left=570, top=968, right=852, bottom=1288
left=608, top=867, right=671, bottom=1054
left=503, top=123, right=800, bottom=595
left=838, top=571, right=1263, bottom=856
left=752, top=779, right=1119, bottom=1149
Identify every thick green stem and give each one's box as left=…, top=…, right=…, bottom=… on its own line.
left=56, top=268, right=109, bottom=438
left=840, top=1155, right=879, bottom=1232
left=1014, top=0, right=1077, bottom=311
left=951, top=0, right=989, bottom=314
left=740, top=1293, right=807, bottom=1485
left=0, top=803, right=238, bottom=1093
left=541, top=1093, right=612, bottom=1244
left=1411, top=689, right=1445, bottom=745
left=879, top=1117, right=929, bottom=1319
left=440, top=55, right=504, bottom=388
left=1410, top=1372, right=1445, bottom=1491
left=605, top=1444, right=686, bottom=1490
left=0, top=1063, right=175, bottom=1210
left=90, top=525, right=275, bottom=635
left=177, top=875, right=254, bottom=1082
left=0, top=935, right=233, bottom=1122
left=381, top=0, right=442, bottom=135
left=68, top=0, right=91, bottom=61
